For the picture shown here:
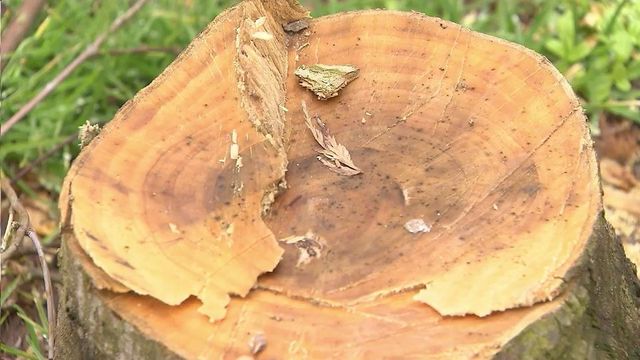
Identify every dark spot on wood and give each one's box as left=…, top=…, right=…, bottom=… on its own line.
left=115, top=258, right=135, bottom=269
left=283, top=19, right=310, bottom=33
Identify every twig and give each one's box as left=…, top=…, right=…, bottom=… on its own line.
left=1, top=0, right=150, bottom=137
left=26, top=229, right=55, bottom=360
left=0, top=0, right=47, bottom=70
left=1, top=207, right=15, bottom=252
left=100, top=45, right=182, bottom=56
left=1, top=178, right=28, bottom=260
left=11, top=132, right=78, bottom=184
left=0, top=178, right=56, bottom=360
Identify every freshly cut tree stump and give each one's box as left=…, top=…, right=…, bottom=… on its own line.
left=56, top=0, right=640, bottom=359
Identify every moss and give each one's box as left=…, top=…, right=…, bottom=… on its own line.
left=55, top=236, right=181, bottom=360
left=496, top=214, right=640, bottom=359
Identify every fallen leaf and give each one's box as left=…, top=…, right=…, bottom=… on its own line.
left=302, top=101, right=362, bottom=176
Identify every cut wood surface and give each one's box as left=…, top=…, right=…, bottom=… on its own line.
left=56, top=0, right=640, bottom=359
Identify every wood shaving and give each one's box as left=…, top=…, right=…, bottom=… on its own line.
left=254, top=16, right=266, bottom=28
left=229, top=129, right=242, bottom=160
left=280, top=230, right=325, bottom=267
left=302, top=101, right=362, bottom=176
left=404, top=219, right=431, bottom=234
left=248, top=332, right=267, bottom=354
left=295, top=64, right=359, bottom=100
left=402, top=187, right=412, bottom=206
left=251, top=31, right=273, bottom=41
left=230, top=144, right=240, bottom=160
left=168, top=223, right=180, bottom=234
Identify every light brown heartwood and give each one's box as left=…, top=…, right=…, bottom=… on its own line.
left=55, top=0, right=640, bottom=359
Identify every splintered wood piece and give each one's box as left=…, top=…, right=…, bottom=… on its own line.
left=59, top=0, right=308, bottom=321
left=295, top=64, right=360, bottom=99
left=56, top=1, right=640, bottom=359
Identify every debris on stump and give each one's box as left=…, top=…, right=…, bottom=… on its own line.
left=295, top=64, right=359, bottom=100
left=283, top=19, right=309, bottom=33
left=404, top=218, right=432, bottom=234
left=302, top=101, right=362, bottom=176
left=78, top=120, right=101, bottom=148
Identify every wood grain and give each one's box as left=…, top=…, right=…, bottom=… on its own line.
left=58, top=1, right=608, bottom=358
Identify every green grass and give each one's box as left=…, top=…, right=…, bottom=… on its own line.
left=0, top=282, right=50, bottom=359
left=0, top=0, right=639, bottom=356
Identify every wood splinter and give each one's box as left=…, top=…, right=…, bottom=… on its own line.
left=295, top=64, right=359, bottom=100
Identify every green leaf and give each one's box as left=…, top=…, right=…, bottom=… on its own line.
left=13, top=304, right=45, bottom=360
left=585, top=74, right=613, bottom=103
left=14, top=305, right=46, bottom=334
left=612, top=62, right=631, bottom=91
left=545, top=38, right=565, bottom=58
left=0, top=276, right=20, bottom=306
left=568, top=42, right=593, bottom=62
left=615, top=78, right=632, bottom=92
left=607, top=105, right=640, bottom=124
left=0, top=311, right=10, bottom=326
left=610, top=30, right=635, bottom=61
left=627, top=61, right=640, bottom=79
left=556, top=10, right=576, bottom=48
left=0, top=343, right=38, bottom=360
left=33, top=297, right=49, bottom=335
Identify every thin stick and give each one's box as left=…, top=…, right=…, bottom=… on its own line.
left=1, top=208, right=15, bottom=252
left=26, top=229, right=55, bottom=360
left=1, top=178, right=28, bottom=260
left=0, top=177, right=56, bottom=359
left=11, top=132, right=78, bottom=184
left=1, top=0, right=149, bottom=137
left=0, top=0, right=47, bottom=70
left=101, top=45, right=182, bottom=56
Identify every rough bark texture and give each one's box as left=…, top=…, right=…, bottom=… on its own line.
left=55, top=237, right=179, bottom=360
left=496, top=214, right=640, bottom=359
left=55, top=215, right=640, bottom=359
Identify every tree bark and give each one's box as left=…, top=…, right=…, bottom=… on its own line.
left=55, top=215, right=640, bottom=359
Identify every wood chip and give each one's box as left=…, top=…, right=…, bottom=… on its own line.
left=168, top=223, right=180, bottom=234
left=248, top=332, right=267, bottom=354
left=79, top=120, right=101, bottom=148
left=280, top=230, right=325, bottom=267
left=283, top=19, right=309, bottom=33
left=404, top=219, right=431, bottom=234
left=295, top=64, right=359, bottom=100
left=251, top=31, right=273, bottom=41
left=301, top=101, right=362, bottom=176
left=254, top=16, right=266, bottom=28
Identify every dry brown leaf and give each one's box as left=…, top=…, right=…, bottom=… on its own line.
left=301, top=101, right=362, bottom=176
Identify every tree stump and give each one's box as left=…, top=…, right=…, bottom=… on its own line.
left=55, top=0, right=640, bottom=358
